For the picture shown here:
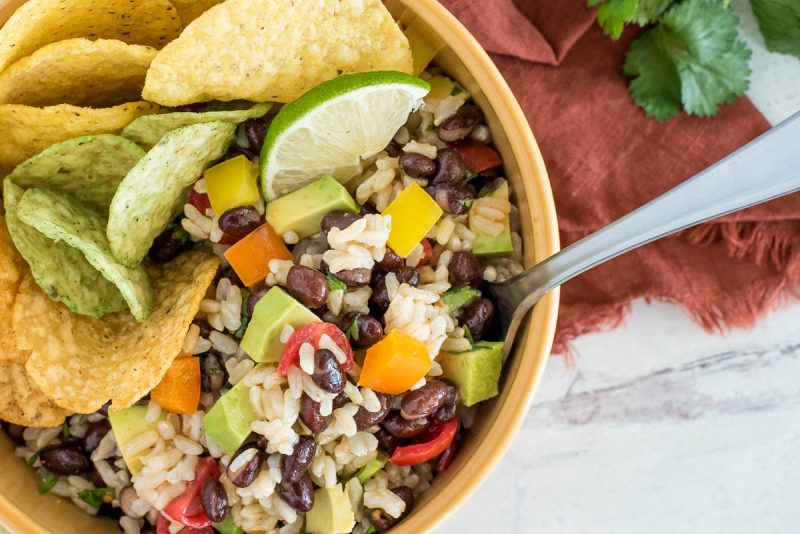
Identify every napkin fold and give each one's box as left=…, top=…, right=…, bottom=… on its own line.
left=441, top=0, right=800, bottom=354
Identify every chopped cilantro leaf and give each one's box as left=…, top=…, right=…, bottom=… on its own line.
left=27, top=449, right=42, bottom=467
left=346, top=314, right=361, bottom=341
left=365, top=527, right=377, bottom=534
left=326, top=272, right=347, bottom=292
left=450, top=85, right=464, bottom=96
left=464, top=324, right=474, bottom=344
left=596, top=0, right=638, bottom=39
left=751, top=0, right=800, bottom=58
left=463, top=169, right=479, bottom=185
left=623, top=0, right=751, bottom=120
left=457, top=197, right=474, bottom=210
left=78, top=487, right=115, bottom=508
left=38, top=473, right=58, bottom=495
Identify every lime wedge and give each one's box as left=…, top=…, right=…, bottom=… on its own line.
left=260, top=71, right=430, bottom=200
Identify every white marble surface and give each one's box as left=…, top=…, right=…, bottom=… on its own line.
left=439, top=2, right=800, bottom=533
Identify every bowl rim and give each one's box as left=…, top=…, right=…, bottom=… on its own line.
left=0, top=0, right=560, bottom=532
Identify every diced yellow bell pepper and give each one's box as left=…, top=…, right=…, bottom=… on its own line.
left=204, top=155, right=261, bottom=215
left=382, top=182, right=442, bottom=257
left=427, top=75, right=467, bottom=101
left=404, top=24, right=441, bottom=76
left=358, top=331, right=431, bottom=394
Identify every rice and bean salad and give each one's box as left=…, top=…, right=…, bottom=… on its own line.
left=3, top=69, right=523, bottom=534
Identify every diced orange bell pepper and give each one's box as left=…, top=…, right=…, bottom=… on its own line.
left=358, top=330, right=432, bottom=394
left=151, top=357, right=201, bottom=415
left=224, top=222, right=292, bottom=287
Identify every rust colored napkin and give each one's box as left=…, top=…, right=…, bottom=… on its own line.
left=441, top=0, right=800, bottom=354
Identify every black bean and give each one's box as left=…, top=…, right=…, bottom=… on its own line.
left=370, top=266, right=419, bottom=315
left=200, top=477, right=228, bottom=523
left=119, top=486, right=143, bottom=519
left=276, top=473, right=314, bottom=512
left=40, top=444, right=90, bottom=475
left=353, top=393, right=392, bottom=431
left=368, top=486, right=415, bottom=532
left=218, top=206, right=261, bottom=238
left=98, top=401, right=111, bottom=417
left=437, top=105, right=483, bottom=142
left=334, top=268, right=372, bottom=287
left=432, top=381, right=460, bottom=423
left=351, top=314, right=383, bottom=347
left=449, top=251, right=483, bottom=287
left=396, top=266, right=421, bottom=286
left=400, top=381, right=449, bottom=420
left=281, top=435, right=316, bottom=483
left=432, top=183, right=473, bottom=215
left=201, top=353, right=227, bottom=393
left=374, top=428, right=399, bottom=455
left=148, top=226, right=188, bottom=263
left=244, top=118, right=268, bottom=154
left=382, top=412, right=430, bottom=439
left=226, top=437, right=264, bottom=488
left=399, top=153, right=437, bottom=179
left=300, top=393, right=331, bottom=434
left=286, top=266, right=328, bottom=308
left=193, top=319, right=213, bottom=339
left=141, top=529, right=155, bottom=534
left=246, top=285, right=269, bottom=316
left=86, top=464, right=106, bottom=488
left=83, top=419, right=111, bottom=452
left=376, top=249, right=405, bottom=272
left=431, top=148, right=466, bottom=186
left=224, top=147, right=255, bottom=161
left=3, top=423, right=25, bottom=444
left=384, top=141, right=403, bottom=158
left=462, top=298, right=495, bottom=341
left=311, top=349, right=345, bottom=393
left=175, top=103, right=208, bottom=112
left=321, top=211, right=360, bottom=233
left=292, top=233, right=329, bottom=264
left=332, top=391, right=350, bottom=410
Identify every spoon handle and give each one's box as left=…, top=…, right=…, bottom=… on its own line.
left=496, top=111, right=800, bottom=320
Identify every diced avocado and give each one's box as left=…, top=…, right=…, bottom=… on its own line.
left=426, top=74, right=468, bottom=101
left=441, top=286, right=480, bottom=313
left=214, top=512, right=243, bottom=534
left=108, top=406, right=161, bottom=474
left=356, top=453, right=388, bottom=484
left=306, top=484, right=355, bottom=534
left=470, top=181, right=513, bottom=257
left=240, top=287, right=319, bottom=362
left=439, top=341, right=503, bottom=407
left=265, top=175, right=359, bottom=239
left=203, top=378, right=258, bottom=456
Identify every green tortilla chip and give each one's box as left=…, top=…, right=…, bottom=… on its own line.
left=8, top=135, right=145, bottom=215
left=17, top=188, right=153, bottom=321
left=3, top=179, right=128, bottom=317
left=108, top=121, right=236, bottom=267
left=121, top=102, right=271, bottom=147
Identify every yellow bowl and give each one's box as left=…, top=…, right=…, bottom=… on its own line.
left=0, top=0, right=560, bottom=532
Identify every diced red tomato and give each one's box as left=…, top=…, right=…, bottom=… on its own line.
left=417, top=238, right=432, bottom=267
left=278, top=322, right=353, bottom=376
left=188, top=187, right=212, bottom=215
left=162, top=457, right=220, bottom=529
left=390, top=419, right=458, bottom=466
left=449, top=139, right=503, bottom=174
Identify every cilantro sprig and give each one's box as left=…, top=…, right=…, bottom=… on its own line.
left=588, top=0, right=799, bottom=120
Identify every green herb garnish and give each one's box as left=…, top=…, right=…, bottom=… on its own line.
left=77, top=487, right=115, bottom=508
left=450, top=85, right=464, bottom=96
left=346, top=314, right=361, bottom=341
left=326, top=272, right=347, bottom=292
left=464, top=324, right=474, bottom=344
left=463, top=169, right=479, bottom=185
left=26, top=449, right=42, bottom=467
left=38, top=473, right=58, bottom=494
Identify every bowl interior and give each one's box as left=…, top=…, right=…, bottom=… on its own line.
left=0, top=1, right=560, bottom=532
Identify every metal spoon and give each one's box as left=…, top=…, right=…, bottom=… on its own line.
left=488, top=111, right=800, bottom=357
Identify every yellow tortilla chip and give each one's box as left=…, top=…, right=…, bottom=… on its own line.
left=143, top=0, right=412, bottom=105
left=0, top=0, right=181, bottom=73
left=0, top=215, right=26, bottom=365
left=171, top=0, right=225, bottom=25
left=0, top=38, right=157, bottom=107
left=0, top=101, right=161, bottom=175
left=0, top=363, right=71, bottom=427
left=18, top=252, right=219, bottom=414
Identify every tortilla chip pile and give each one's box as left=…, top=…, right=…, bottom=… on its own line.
left=0, top=0, right=413, bottom=425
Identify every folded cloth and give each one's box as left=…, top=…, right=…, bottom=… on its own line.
left=440, top=0, right=800, bottom=354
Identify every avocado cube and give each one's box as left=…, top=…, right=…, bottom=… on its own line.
left=203, top=378, right=258, bottom=456
left=108, top=406, right=162, bottom=474
left=470, top=181, right=513, bottom=257
left=214, top=512, right=243, bottom=534
left=265, top=175, right=359, bottom=239
left=439, top=341, right=504, bottom=406
left=240, top=287, right=319, bottom=362
left=306, top=484, right=355, bottom=534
